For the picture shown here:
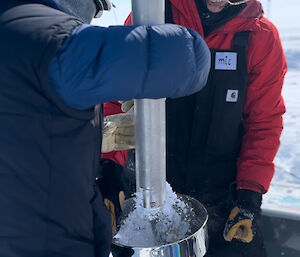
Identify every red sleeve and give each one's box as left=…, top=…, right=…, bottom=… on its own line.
left=101, top=101, right=129, bottom=167
left=103, top=101, right=123, bottom=116
left=237, top=19, right=287, bottom=193
left=124, top=14, right=132, bottom=25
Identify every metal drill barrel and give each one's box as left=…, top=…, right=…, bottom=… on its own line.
left=132, top=0, right=166, bottom=209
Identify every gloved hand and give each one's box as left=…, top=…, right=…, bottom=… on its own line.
left=96, top=159, right=127, bottom=232
left=120, top=100, right=134, bottom=113
left=104, top=193, right=125, bottom=233
left=101, top=108, right=135, bottom=153
left=223, top=189, right=262, bottom=243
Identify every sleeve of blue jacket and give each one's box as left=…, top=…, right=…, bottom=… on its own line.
left=49, top=24, right=210, bottom=110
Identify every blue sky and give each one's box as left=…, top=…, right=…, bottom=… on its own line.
left=92, top=0, right=131, bottom=27
left=92, top=0, right=298, bottom=30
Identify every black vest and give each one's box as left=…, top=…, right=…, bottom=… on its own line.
left=0, top=1, right=110, bottom=256
left=165, top=4, right=250, bottom=204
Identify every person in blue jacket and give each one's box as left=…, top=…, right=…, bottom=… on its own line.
left=0, top=0, right=210, bottom=256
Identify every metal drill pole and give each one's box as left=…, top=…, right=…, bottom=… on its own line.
left=131, top=0, right=166, bottom=209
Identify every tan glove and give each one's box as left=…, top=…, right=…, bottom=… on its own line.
left=101, top=108, right=135, bottom=153
left=120, top=100, right=134, bottom=113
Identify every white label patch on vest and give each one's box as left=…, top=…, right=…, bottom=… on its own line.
left=215, top=52, right=237, bottom=70
left=226, top=89, right=239, bottom=102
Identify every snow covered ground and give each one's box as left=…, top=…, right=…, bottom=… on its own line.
left=94, top=0, right=300, bottom=212
left=263, top=29, right=300, bottom=213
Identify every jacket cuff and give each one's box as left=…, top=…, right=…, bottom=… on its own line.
left=236, top=180, right=266, bottom=194
left=236, top=189, right=262, bottom=211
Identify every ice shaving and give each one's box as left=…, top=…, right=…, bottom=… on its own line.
left=113, top=183, right=196, bottom=247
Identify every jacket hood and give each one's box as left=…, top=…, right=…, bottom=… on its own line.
left=237, top=0, right=263, bottom=19
left=35, top=0, right=96, bottom=23
left=170, top=0, right=264, bottom=34
left=33, top=0, right=59, bottom=9
left=219, top=0, right=264, bottom=32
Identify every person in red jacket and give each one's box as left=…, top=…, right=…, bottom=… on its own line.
left=103, top=0, right=287, bottom=256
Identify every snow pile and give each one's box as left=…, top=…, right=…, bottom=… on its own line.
left=114, top=183, right=193, bottom=247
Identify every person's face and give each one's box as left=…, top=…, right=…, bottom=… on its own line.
left=206, top=0, right=228, bottom=13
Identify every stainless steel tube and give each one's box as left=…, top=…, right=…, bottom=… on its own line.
left=131, top=0, right=166, bottom=209
left=135, top=99, right=166, bottom=208
left=131, top=0, right=164, bottom=25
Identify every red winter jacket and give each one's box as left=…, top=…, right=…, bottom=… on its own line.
left=103, top=0, right=287, bottom=193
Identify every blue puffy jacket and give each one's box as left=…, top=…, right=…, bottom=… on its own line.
left=50, top=23, right=211, bottom=109
left=43, top=0, right=211, bottom=109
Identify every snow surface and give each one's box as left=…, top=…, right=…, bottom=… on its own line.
left=262, top=29, right=300, bottom=213
left=94, top=0, right=300, bottom=213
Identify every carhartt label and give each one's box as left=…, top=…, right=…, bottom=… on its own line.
left=215, top=52, right=237, bottom=70
left=226, top=90, right=239, bottom=102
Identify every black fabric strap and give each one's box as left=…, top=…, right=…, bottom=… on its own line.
left=165, top=0, right=175, bottom=23
left=232, top=31, right=251, bottom=49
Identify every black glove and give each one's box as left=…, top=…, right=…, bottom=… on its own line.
left=96, top=159, right=129, bottom=232
left=223, top=189, right=262, bottom=243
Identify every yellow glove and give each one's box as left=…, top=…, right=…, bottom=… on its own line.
left=104, top=191, right=125, bottom=232
left=97, top=159, right=128, bottom=232
left=223, top=189, right=262, bottom=243
left=223, top=206, right=254, bottom=243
